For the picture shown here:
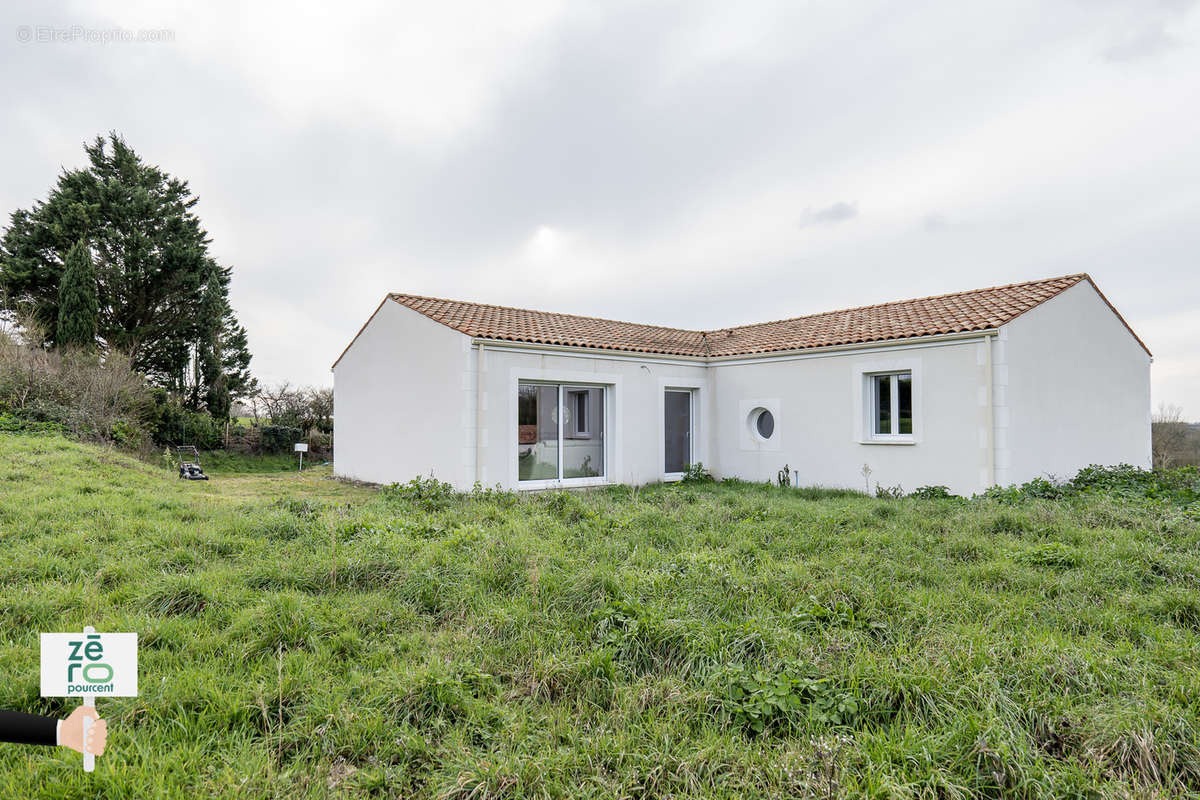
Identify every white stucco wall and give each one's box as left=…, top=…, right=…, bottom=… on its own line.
left=998, top=281, right=1152, bottom=483
left=332, top=301, right=473, bottom=486
left=708, top=339, right=993, bottom=496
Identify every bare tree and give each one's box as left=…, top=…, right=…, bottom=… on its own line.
left=256, top=382, right=299, bottom=427
left=250, top=382, right=332, bottom=435
left=1152, top=403, right=1189, bottom=469
left=306, top=387, right=333, bottom=434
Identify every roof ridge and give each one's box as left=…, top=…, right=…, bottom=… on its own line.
left=336, top=272, right=1148, bottom=366
left=701, top=274, right=1088, bottom=335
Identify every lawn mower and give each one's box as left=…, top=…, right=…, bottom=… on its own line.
left=176, top=446, right=210, bottom=480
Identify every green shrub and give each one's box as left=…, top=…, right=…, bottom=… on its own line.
left=0, top=413, right=62, bottom=434
left=681, top=462, right=714, bottom=484
left=985, top=464, right=1200, bottom=506
left=259, top=425, right=303, bottom=454
left=0, top=332, right=151, bottom=445
left=910, top=485, right=955, bottom=499
left=1072, top=463, right=1200, bottom=504
left=148, top=389, right=223, bottom=449
left=382, top=475, right=458, bottom=512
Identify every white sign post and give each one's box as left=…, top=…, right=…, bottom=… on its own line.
left=295, top=442, right=308, bottom=471
left=41, top=626, right=137, bottom=772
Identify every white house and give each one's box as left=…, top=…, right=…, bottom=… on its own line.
left=332, top=274, right=1151, bottom=495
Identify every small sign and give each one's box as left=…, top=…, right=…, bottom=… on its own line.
left=41, top=632, right=138, bottom=698
left=294, top=443, right=308, bottom=452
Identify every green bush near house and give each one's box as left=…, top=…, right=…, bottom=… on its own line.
left=1, top=434, right=1198, bottom=798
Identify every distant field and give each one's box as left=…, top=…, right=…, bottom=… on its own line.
left=0, top=434, right=1198, bottom=798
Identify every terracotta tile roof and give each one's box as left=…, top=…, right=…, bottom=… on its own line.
left=334, top=274, right=1148, bottom=366
left=388, top=294, right=708, bottom=356
left=704, top=274, right=1093, bottom=356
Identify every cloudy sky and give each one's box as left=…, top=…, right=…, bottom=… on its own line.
left=3, top=0, right=1197, bottom=413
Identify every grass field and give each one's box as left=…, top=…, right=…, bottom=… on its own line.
left=1, top=434, right=1198, bottom=798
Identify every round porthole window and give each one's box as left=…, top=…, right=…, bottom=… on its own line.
left=751, top=407, right=775, bottom=440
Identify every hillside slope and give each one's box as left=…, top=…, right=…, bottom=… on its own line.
left=0, top=434, right=1198, bottom=797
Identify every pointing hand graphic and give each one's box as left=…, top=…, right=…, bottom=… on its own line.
left=60, top=706, right=107, bottom=756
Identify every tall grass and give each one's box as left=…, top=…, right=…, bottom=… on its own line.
left=0, top=433, right=1197, bottom=797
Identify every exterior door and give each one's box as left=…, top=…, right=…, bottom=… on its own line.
left=664, top=390, right=692, bottom=475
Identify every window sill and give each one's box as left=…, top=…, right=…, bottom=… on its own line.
left=860, top=437, right=916, bottom=446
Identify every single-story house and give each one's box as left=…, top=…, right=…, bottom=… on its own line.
left=332, top=274, right=1151, bottom=495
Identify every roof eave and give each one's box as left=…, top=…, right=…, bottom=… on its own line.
left=469, top=337, right=710, bottom=362
left=705, top=328, right=1001, bottom=363
left=472, top=328, right=1000, bottom=363
left=330, top=295, right=391, bottom=370
left=1078, top=275, right=1153, bottom=357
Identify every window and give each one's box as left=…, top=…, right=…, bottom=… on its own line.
left=753, top=408, right=775, bottom=439
left=567, top=389, right=591, bottom=438
left=518, top=383, right=605, bottom=482
left=870, top=372, right=913, bottom=438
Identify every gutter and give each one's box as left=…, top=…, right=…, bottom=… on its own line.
left=984, top=331, right=996, bottom=487
left=469, top=329, right=999, bottom=366
left=467, top=338, right=708, bottom=366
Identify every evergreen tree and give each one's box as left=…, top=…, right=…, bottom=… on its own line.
left=55, top=239, right=98, bottom=348
left=0, top=132, right=253, bottom=403
left=192, top=258, right=254, bottom=419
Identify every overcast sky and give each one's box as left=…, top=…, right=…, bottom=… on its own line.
left=3, top=1, right=1197, bottom=413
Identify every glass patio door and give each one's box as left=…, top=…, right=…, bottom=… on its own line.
left=664, top=390, right=692, bottom=475
left=517, top=382, right=605, bottom=483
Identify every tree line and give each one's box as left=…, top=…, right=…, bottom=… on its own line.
left=1152, top=404, right=1200, bottom=469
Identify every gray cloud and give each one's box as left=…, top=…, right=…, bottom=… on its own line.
left=800, top=202, right=858, bottom=228
left=920, top=213, right=982, bottom=233
left=1100, top=0, right=1195, bottom=62
left=1103, top=26, right=1181, bottom=61
left=0, top=0, right=1197, bottom=413
left=921, top=214, right=950, bottom=232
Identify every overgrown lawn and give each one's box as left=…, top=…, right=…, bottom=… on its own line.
left=1, top=434, right=1198, bottom=797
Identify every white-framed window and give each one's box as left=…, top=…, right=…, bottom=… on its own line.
left=517, top=382, right=605, bottom=482
left=868, top=371, right=913, bottom=439
left=737, top=397, right=781, bottom=452
left=750, top=407, right=775, bottom=440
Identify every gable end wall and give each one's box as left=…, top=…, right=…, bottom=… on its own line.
left=997, top=281, right=1151, bottom=484
left=333, top=300, right=474, bottom=486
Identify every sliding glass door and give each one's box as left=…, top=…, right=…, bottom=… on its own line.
left=517, top=383, right=605, bottom=483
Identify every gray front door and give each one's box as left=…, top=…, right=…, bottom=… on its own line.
left=664, top=390, right=691, bottom=474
